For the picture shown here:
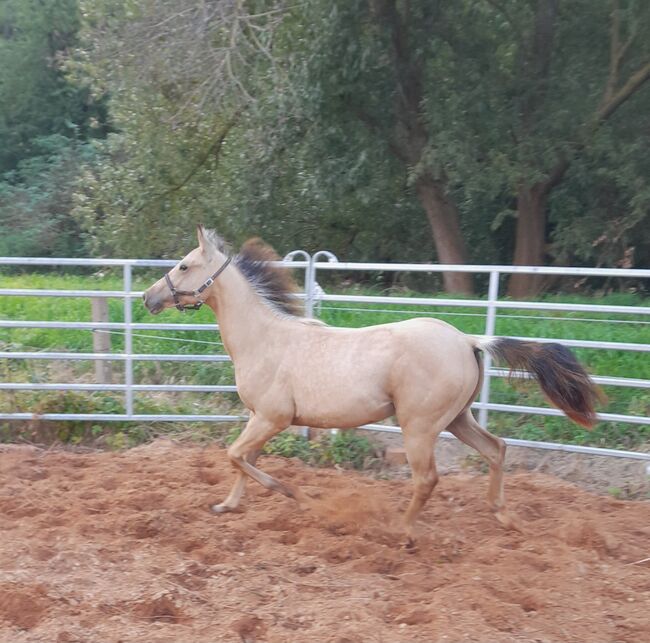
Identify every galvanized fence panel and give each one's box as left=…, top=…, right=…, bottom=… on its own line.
left=0, top=254, right=648, bottom=462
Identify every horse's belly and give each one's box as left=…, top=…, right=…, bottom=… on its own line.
left=292, top=394, right=395, bottom=429
left=288, top=343, right=397, bottom=428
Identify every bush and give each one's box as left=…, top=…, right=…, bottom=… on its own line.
left=0, top=135, right=93, bottom=257
left=224, top=427, right=376, bottom=469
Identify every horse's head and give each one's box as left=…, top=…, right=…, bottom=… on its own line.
left=143, top=225, right=229, bottom=314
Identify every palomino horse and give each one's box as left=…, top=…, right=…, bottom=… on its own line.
left=143, top=226, right=602, bottom=542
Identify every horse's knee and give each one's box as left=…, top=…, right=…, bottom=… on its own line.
left=226, top=443, right=245, bottom=467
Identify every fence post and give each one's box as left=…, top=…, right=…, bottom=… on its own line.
left=310, top=251, right=338, bottom=319
left=311, top=251, right=339, bottom=436
left=283, top=250, right=312, bottom=317
left=478, top=270, right=500, bottom=428
left=123, top=264, right=134, bottom=418
left=283, top=250, right=312, bottom=436
left=91, top=298, right=112, bottom=384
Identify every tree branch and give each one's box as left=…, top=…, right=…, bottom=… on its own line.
left=603, top=0, right=621, bottom=103
left=596, top=60, right=650, bottom=123
left=135, top=114, right=240, bottom=213
left=518, top=0, right=558, bottom=133
left=541, top=7, right=649, bottom=192
left=538, top=155, right=570, bottom=197
left=602, top=0, right=638, bottom=105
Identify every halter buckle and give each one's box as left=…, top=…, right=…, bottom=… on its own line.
left=164, top=256, right=231, bottom=312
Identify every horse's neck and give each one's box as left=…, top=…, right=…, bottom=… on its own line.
left=205, top=265, right=278, bottom=363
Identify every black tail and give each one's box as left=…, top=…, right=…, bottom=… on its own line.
left=481, top=338, right=604, bottom=428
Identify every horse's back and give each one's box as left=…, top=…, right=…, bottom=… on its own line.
left=300, top=315, right=478, bottom=398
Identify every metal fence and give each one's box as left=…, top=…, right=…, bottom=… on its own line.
left=1, top=255, right=649, bottom=462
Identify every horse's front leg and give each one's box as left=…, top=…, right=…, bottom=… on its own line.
left=212, top=416, right=309, bottom=514
left=211, top=448, right=260, bottom=514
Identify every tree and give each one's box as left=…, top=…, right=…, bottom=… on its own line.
left=0, top=135, right=93, bottom=257
left=70, top=0, right=650, bottom=285
left=72, top=1, right=489, bottom=290
left=437, top=0, right=650, bottom=296
left=500, top=0, right=650, bottom=296
left=0, top=0, right=104, bottom=174
left=282, top=0, right=476, bottom=293
left=69, top=0, right=287, bottom=257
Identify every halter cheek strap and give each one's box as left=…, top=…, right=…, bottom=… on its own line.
left=164, top=255, right=232, bottom=312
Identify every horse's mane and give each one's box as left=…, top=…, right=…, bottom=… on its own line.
left=204, top=230, right=302, bottom=317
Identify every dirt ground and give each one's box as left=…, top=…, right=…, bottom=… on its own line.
left=1, top=439, right=649, bottom=643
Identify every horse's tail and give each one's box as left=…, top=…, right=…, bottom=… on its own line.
left=474, top=337, right=604, bottom=429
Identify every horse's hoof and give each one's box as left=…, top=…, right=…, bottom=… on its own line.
left=494, top=510, right=524, bottom=533
left=403, top=536, right=418, bottom=553
left=293, top=490, right=316, bottom=512
left=211, top=503, right=235, bottom=514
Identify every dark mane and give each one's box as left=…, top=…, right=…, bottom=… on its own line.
left=233, top=237, right=303, bottom=317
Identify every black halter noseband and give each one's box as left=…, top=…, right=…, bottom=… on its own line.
left=164, top=255, right=232, bottom=312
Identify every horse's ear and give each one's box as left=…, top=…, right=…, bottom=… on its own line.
left=197, top=224, right=206, bottom=252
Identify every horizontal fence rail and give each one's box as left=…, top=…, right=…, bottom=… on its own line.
left=1, top=254, right=648, bottom=461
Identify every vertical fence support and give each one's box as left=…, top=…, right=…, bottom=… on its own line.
left=91, top=298, right=112, bottom=384
left=123, top=264, right=134, bottom=418
left=283, top=250, right=312, bottom=317
left=305, top=259, right=315, bottom=318
left=311, top=251, right=339, bottom=435
left=310, top=251, right=337, bottom=318
left=478, top=270, right=500, bottom=428
left=283, top=251, right=312, bottom=436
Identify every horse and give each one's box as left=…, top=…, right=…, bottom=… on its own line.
left=143, top=226, right=602, bottom=544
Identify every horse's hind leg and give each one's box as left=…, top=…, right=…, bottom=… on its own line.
left=446, top=410, right=512, bottom=525
left=402, top=429, right=439, bottom=546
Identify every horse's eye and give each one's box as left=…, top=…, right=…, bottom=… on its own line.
left=179, top=264, right=188, bottom=272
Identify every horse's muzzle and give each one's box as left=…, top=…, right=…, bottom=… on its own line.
left=142, top=291, right=164, bottom=315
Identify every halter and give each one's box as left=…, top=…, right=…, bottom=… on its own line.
left=164, top=255, right=232, bottom=312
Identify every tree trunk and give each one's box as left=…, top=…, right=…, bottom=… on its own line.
left=507, top=184, right=548, bottom=298
left=505, top=4, right=650, bottom=299
left=415, top=174, right=474, bottom=295
left=365, top=1, right=473, bottom=294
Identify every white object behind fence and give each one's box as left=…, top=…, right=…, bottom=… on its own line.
left=0, top=255, right=648, bottom=461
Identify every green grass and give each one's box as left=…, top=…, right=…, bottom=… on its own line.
left=1, top=272, right=648, bottom=449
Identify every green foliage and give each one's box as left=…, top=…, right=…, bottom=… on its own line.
left=0, top=389, right=129, bottom=446
left=2, top=0, right=650, bottom=276
left=550, top=128, right=650, bottom=268
left=318, top=431, right=374, bottom=469
left=607, top=486, right=623, bottom=499
left=264, top=432, right=314, bottom=462
left=224, top=427, right=375, bottom=469
left=0, top=135, right=94, bottom=257
left=0, top=0, right=106, bottom=257
left=61, top=0, right=650, bottom=274
left=0, top=0, right=105, bottom=173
